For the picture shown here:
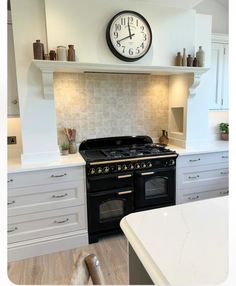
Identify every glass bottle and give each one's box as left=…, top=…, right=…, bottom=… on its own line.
left=68, top=45, right=76, bottom=61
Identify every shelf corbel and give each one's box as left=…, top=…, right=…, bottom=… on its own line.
left=189, top=72, right=205, bottom=97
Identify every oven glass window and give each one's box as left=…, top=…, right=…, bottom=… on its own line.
left=145, top=176, right=168, bottom=199
left=99, top=199, right=124, bottom=222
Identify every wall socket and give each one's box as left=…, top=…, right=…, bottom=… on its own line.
left=8, top=136, right=17, bottom=145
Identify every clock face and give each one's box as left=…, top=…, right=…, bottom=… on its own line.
left=106, top=10, right=152, bottom=62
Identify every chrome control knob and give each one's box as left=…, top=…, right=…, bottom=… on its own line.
left=135, top=163, right=140, bottom=169
left=122, top=164, right=128, bottom=171
left=128, top=163, right=134, bottom=170
left=103, top=166, right=110, bottom=173
left=147, top=162, right=152, bottom=168
left=141, top=162, right=146, bottom=168
left=96, top=167, right=102, bottom=174
left=90, top=168, right=96, bottom=175
left=117, top=165, right=122, bottom=171
left=169, top=159, right=175, bottom=166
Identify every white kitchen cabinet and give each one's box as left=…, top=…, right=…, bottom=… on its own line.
left=208, top=35, right=228, bottom=110
left=176, top=151, right=229, bottom=204
left=8, top=12, right=20, bottom=117
left=8, top=165, right=88, bottom=261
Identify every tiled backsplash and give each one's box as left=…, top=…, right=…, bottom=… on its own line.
left=54, top=73, right=169, bottom=145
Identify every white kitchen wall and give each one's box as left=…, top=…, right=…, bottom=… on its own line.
left=7, top=118, right=22, bottom=159
left=44, top=0, right=197, bottom=66
left=194, top=0, right=228, bottom=34
left=54, top=73, right=169, bottom=145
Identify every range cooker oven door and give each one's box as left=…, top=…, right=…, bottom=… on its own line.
left=134, top=167, right=176, bottom=209
left=87, top=188, right=134, bottom=237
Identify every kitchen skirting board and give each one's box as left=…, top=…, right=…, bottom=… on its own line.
left=8, top=231, right=88, bottom=262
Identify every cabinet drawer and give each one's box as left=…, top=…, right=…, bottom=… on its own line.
left=177, top=151, right=228, bottom=168
left=8, top=206, right=86, bottom=243
left=8, top=167, right=84, bottom=189
left=8, top=181, right=85, bottom=216
left=182, top=188, right=229, bottom=204
left=177, top=165, right=228, bottom=190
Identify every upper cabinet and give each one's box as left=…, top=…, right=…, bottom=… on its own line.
left=208, top=34, right=228, bottom=111
left=8, top=12, right=20, bottom=117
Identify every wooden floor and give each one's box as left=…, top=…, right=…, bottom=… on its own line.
left=8, top=234, right=128, bottom=285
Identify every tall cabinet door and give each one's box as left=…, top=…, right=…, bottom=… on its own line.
left=208, top=42, right=228, bottom=110
left=8, top=19, right=20, bottom=117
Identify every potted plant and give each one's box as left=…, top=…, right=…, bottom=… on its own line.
left=219, top=123, right=229, bottom=141
left=61, top=143, right=69, bottom=155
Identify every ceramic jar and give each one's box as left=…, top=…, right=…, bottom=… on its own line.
left=69, top=140, right=77, bottom=154
left=196, top=46, right=205, bottom=67
left=57, top=46, right=67, bottom=61
left=68, top=45, right=76, bottom=61
left=49, top=50, right=56, bottom=60
left=33, top=40, right=44, bottom=60
left=182, top=48, right=187, bottom=66
left=175, top=52, right=182, bottom=66
left=159, top=130, right=169, bottom=145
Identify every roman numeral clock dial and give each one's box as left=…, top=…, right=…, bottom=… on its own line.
left=106, top=11, right=152, bottom=62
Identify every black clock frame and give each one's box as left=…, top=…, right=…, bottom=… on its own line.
left=106, top=10, right=152, bottom=62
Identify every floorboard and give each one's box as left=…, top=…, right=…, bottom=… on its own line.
left=8, top=234, right=128, bottom=285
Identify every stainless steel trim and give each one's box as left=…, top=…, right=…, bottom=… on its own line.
left=117, top=190, right=133, bottom=195
left=54, top=218, right=69, bottom=224
left=51, top=173, right=67, bottom=178
left=52, top=193, right=68, bottom=198
left=141, top=172, right=155, bottom=176
left=117, top=174, right=132, bottom=179
left=89, top=154, right=177, bottom=165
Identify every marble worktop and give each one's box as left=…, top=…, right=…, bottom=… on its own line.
left=8, top=153, right=86, bottom=174
left=120, top=196, right=228, bottom=285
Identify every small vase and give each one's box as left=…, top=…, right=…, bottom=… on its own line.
left=220, top=133, right=228, bottom=141
left=193, top=57, right=198, bottom=67
left=182, top=48, right=187, bottom=66
left=68, top=45, right=76, bottom=61
left=175, top=52, right=182, bottom=66
left=159, top=130, right=169, bottom=145
left=196, top=46, right=205, bottom=67
left=69, top=140, right=77, bottom=154
left=187, top=54, right=193, bottom=67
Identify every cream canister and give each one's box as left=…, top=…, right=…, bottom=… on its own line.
left=57, top=46, right=67, bottom=61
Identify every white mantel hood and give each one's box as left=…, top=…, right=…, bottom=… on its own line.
left=133, top=0, right=204, bottom=9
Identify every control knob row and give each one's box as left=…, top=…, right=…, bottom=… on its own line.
left=90, top=166, right=110, bottom=175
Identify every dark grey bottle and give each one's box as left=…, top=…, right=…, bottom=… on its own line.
left=33, top=40, right=44, bottom=60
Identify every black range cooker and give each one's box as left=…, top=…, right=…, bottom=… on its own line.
left=79, top=136, right=178, bottom=243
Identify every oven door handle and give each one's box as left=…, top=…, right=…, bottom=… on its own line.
left=117, top=190, right=133, bottom=195
left=140, top=172, right=155, bottom=176
left=117, top=174, right=132, bottom=179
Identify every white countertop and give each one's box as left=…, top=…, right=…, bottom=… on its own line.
left=8, top=153, right=86, bottom=173
left=168, top=140, right=228, bottom=156
left=120, top=197, right=228, bottom=285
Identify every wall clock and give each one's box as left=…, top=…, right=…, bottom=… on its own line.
left=106, top=10, right=152, bottom=62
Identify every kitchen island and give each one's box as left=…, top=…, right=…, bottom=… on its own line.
left=120, top=197, right=228, bottom=285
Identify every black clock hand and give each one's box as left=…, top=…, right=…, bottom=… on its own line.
left=117, top=33, right=135, bottom=44
left=128, top=20, right=132, bottom=39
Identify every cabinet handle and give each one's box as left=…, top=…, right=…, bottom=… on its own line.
left=141, top=172, right=155, bottom=176
left=188, top=175, right=200, bottom=179
left=52, top=193, right=68, bottom=198
left=221, top=156, right=228, bottom=159
left=189, top=158, right=200, bottom=162
left=51, top=173, right=67, bottom=178
left=7, top=200, right=16, bottom=205
left=8, top=227, right=18, bottom=233
left=8, top=179, right=14, bottom=183
left=219, top=190, right=229, bottom=195
left=188, top=195, right=199, bottom=201
left=118, top=190, right=133, bottom=195
left=54, top=218, right=69, bottom=224
left=12, top=99, right=18, bottom=104
left=117, top=174, right=132, bottom=179
left=220, top=171, right=228, bottom=175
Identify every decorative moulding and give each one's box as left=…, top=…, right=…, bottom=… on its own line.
left=32, top=60, right=209, bottom=100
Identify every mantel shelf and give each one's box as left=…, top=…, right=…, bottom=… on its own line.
left=32, top=60, right=209, bottom=99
